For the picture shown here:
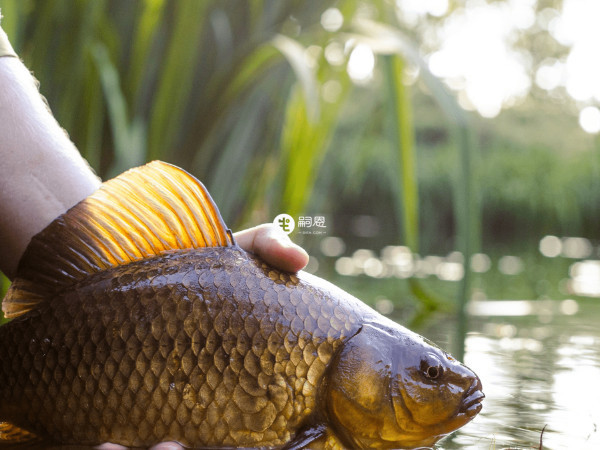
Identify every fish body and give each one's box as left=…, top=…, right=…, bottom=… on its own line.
left=0, top=162, right=483, bottom=448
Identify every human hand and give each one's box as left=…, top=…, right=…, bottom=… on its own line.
left=96, top=224, right=307, bottom=449
left=234, top=223, right=309, bottom=272
left=96, top=443, right=182, bottom=450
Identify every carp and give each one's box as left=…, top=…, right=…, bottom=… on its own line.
left=0, top=161, right=483, bottom=448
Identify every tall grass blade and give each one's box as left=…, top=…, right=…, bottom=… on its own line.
left=147, top=0, right=209, bottom=161
left=279, top=71, right=350, bottom=219
left=280, top=86, right=319, bottom=217
left=127, top=0, right=166, bottom=107
left=272, top=34, right=320, bottom=120
left=385, top=55, right=418, bottom=251
left=80, top=51, right=105, bottom=170
left=92, top=43, right=146, bottom=175
left=383, top=54, right=443, bottom=316
left=355, top=20, right=478, bottom=349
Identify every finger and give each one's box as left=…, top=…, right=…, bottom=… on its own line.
left=234, top=224, right=309, bottom=273
left=96, top=444, right=127, bottom=450
left=150, top=442, right=184, bottom=450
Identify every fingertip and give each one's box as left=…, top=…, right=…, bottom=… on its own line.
left=149, top=442, right=184, bottom=450
left=234, top=224, right=309, bottom=272
left=276, top=241, right=309, bottom=272
left=261, top=226, right=308, bottom=272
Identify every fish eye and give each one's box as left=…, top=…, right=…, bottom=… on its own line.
left=426, top=365, right=443, bottom=379
left=420, top=354, right=444, bottom=379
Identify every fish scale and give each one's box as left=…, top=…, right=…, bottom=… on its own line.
left=0, top=161, right=483, bottom=448
left=0, top=247, right=359, bottom=447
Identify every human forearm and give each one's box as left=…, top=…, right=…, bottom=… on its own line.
left=0, top=27, right=101, bottom=278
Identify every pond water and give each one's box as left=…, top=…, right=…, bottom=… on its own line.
left=422, top=298, right=600, bottom=450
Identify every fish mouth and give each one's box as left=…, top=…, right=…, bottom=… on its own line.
left=460, top=378, right=485, bottom=417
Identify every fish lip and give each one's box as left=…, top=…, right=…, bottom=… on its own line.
left=461, top=379, right=485, bottom=417
left=464, top=395, right=484, bottom=417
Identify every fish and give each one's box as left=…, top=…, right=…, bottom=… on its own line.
left=0, top=161, right=483, bottom=449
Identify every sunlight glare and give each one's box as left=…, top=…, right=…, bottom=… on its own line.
left=550, top=0, right=600, bottom=103
left=427, top=2, right=532, bottom=118
left=568, top=260, right=600, bottom=297
left=397, top=0, right=449, bottom=20
left=508, top=0, right=537, bottom=30
left=347, top=44, right=375, bottom=84
left=535, top=59, right=564, bottom=91
left=537, top=7, right=559, bottom=30
left=551, top=354, right=600, bottom=446
left=579, top=106, right=600, bottom=134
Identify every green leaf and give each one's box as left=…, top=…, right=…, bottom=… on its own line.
left=272, top=34, right=320, bottom=120
left=92, top=42, right=146, bottom=174
left=147, top=0, right=209, bottom=161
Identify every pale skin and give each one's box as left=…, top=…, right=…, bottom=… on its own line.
left=0, top=26, right=307, bottom=450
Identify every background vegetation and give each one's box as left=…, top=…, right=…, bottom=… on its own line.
left=2, top=3, right=598, bottom=446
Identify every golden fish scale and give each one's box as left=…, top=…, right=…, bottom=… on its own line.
left=0, top=247, right=362, bottom=447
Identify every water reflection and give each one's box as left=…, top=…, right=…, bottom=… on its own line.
left=328, top=234, right=600, bottom=300
left=568, top=260, right=600, bottom=297
left=425, top=299, right=600, bottom=449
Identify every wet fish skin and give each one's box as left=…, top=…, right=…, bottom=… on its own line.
left=0, top=161, right=483, bottom=448
left=0, top=247, right=364, bottom=447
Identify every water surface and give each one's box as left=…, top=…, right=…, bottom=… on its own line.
left=424, top=298, right=600, bottom=449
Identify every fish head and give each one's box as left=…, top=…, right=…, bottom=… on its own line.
left=325, top=323, right=483, bottom=449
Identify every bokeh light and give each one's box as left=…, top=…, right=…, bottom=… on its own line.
left=535, top=59, right=565, bottom=91
left=539, top=235, right=562, bottom=257
left=578, top=106, right=600, bottom=134
left=320, top=236, right=346, bottom=257
left=498, top=255, right=524, bottom=275
left=550, top=0, right=600, bottom=103
left=321, top=8, right=344, bottom=32
left=426, top=1, right=532, bottom=118
left=347, top=44, right=375, bottom=84
left=568, top=261, right=600, bottom=297
left=561, top=237, right=593, bottom=259
left=471, top=253, right=492, bottom=273
left=396, top=0, right=449, bottom=22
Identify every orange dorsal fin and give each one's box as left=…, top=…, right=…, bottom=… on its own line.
left=0, top=422, right=38, bottom=443
left=2, top=161, right=233, bottom=318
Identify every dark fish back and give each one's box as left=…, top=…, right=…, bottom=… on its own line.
left=0, top=247, right=362, bottom=447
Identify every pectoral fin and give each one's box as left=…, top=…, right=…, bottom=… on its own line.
left=282, top=424, right=330, bottom=449
left=0, top=422, right=38, bottom=444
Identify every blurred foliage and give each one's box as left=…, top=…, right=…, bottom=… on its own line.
left=3, top=0, right=597, bottom=327
left=0, top=0, right=480, bottom=317
left=0, top=0, right=422, bottom=224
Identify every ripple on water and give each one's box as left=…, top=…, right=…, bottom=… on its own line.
left=427, top=299, right=600, bottom=449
